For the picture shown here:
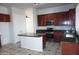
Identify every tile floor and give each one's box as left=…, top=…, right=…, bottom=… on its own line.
left=0, top=42, right=61, bottom=55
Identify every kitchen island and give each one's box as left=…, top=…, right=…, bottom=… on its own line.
left=18, top=33, right=46, bottom=52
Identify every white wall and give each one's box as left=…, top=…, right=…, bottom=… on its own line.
left=20, top=36, right=43, bottom=52
left=0, top=6, right=11, bottom=45
left=25, top=8, right=37, bottom=33
left=0, top=6, right=36, bottom=44
left=0, top=22, right=11, bottom=45
left=0, top=6, right=9, bottom=14
left=76, top=4, right=79, bottom=35
left=33, top=8, right=38, bottom=33
left=37, top=4, right=75, bottom=15
left=11, top=7, right=26, bottom=43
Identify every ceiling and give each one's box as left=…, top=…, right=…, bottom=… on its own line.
left=0, top=3, right=76, bottom=10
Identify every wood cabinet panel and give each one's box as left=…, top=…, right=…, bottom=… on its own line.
left=76, top=44, right=79, bottom=55
left=37, top=12, right=67, bottom=26
left=65, top=8, right=75, bottom=26
left=38, top=15, right=46, bottom=26
left=4, top=14, right=10, bottom=22
left=61, top=42, right=76, bottom=55
left=0, top=14, right=5, bottom=22
left=0, top=14, right=10, bottom=22
left=46, top=13, right=56, bottom=20
left=54, top=32, right=64, bottom=42
left=54, top=12, right=67, bottom=26
left=37, top=8, right=75, bottom=26
left=61, top=42, right=79, bottom=55
left=68, top=8, right=75, bottom=26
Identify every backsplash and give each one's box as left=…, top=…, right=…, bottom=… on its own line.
left=37, top=26, right=73, bottom=30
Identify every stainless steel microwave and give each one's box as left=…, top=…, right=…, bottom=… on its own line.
left=46, top=20, right=54, bottom=26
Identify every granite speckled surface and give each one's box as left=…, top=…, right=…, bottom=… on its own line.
left=18, top=33, right=45, bottom=37
left=0, top=41, right=61, bottom=55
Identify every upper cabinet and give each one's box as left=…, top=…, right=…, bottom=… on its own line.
left=38, top=13, right=55, bottom=26
left=68, top=8, right=75, bottom=26
left=37, top=8, right=75, bottom=26
left=0, top=14, right=10, bottom=22
left=54, top=12, right=67, bottom=26
left=38, top=14, right=46, bottom=26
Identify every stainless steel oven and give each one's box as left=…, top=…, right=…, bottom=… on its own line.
left=46, top=20, right=54, bottom=26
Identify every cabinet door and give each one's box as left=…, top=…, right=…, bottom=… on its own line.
left=54, top=32, right=63, bottom=42
left=0, top=14, right=5, bottom=22
left=46, top=13, right=55, bottom=20
left=68, top=8, right=75, bottom=26
left=4, top=14, right=10, bottom=22
left=0, top=14, right=10, bottom=22
left=54, top=12, right=67, bottom=26
left=61, top=42, right=77, bottom=55
left=38, top=15, right=46, bottom=26
left=76, top=44, right=79, bottom=55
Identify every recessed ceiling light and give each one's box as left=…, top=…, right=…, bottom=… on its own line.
left=34, top=3, right=40, bottom=5
left=33, top=3, right=43, bottom=6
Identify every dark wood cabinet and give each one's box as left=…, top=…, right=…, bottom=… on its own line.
left=46, top=13, right=56, bottom=20
left=54, top=12, right=67, bottom=26
left=0, top=14, right=10, bottom=22
left=4, top=14, right=10, bottom=22
left=68, top=8, right=75, bottom=26
left=0, top=14, right=4, bottom=22
left=76, top=44, right=79, bottom=55
left=37, top=12, right=67, bottom=26
left=37, top=8, right=75, bottom=26
left=53, top=32, right=64, bottom=42
left=61, top=42, right=79, bottom=55
left=64, top=8, right=75, bottom=26
left=38, top=15, right=46, bottom=26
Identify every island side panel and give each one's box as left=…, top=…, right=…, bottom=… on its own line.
left=20, top=36, right=43, bottom=52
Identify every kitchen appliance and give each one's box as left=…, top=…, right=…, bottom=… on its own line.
left=64, top=30, right=76, bottom=42
left=46, top=20, right=54, bottom=26
left=46, top=28, right=53, bottom=42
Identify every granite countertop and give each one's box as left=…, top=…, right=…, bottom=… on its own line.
left=18, top=33, right=45, bottom=37
left=36, top=29, right=73, bottom=33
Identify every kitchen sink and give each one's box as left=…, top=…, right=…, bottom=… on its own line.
left=65, top=34, right=74, bottom=38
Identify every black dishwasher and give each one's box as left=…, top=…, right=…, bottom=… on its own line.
left=46, top=28, right=54, bottom=42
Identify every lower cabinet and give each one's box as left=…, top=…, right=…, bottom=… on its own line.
left=61, top=42, right=79, bottom=55
left=54, top=32, right=64, bottom=42
left=76, top=44, right=79, bottom=55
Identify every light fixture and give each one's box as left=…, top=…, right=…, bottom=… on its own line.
left=63, top=21, right=70, bottom=25
left=34, top=3, right=39, bottom=6
left=33, top=3, right=44, bottom=6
